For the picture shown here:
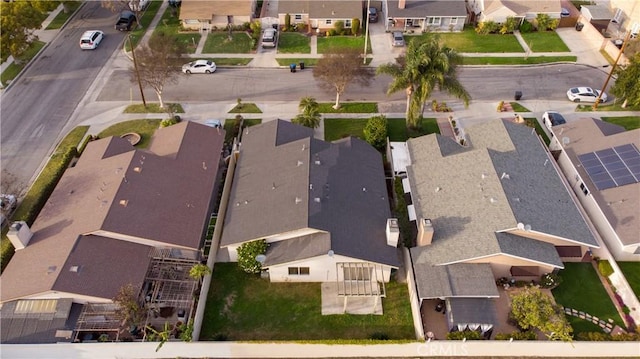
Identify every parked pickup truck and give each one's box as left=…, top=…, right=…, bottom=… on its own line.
left=115, top=10, right=136, bottom=31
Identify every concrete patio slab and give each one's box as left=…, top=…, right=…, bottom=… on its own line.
left=321, top=282, right=382, bottom=315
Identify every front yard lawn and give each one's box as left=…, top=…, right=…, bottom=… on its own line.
left=201, top=263, right=414, bottom=341
left=125, top=0, right=163, bottom=50
left=153, top=5, right=201, bottom=53
left=278, top=33, right=311, bottom=54
left=228, top=103, right=262, bottom=113
left=601, top=116, right=640, bottom=130
left=519, top=31, right=571, bottom=52
left=202, top=32, right=253, bottom=54
left=317, top=36, right=371, bottom=54
left=462, top=56, right=576, bottom=65
left=45, top=1, right=82, bottom=30
left=124, top=103, right=184, bottom=113
left=317, top=102, right=378, bottom=113
left=97, top=119, right=162, bottom=149
left=617, top=262, right=640, bottom=298
left=577, top=103, right=640, bottom=112
left=324, top=117, right=439, bottom=142
left=416, top=28, right=524, bottom=53
left=552, top=263, right=625, bottom=335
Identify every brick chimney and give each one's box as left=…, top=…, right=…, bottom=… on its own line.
left=399, top=0, right=406, bottom=9
left=417, top=218, right=434, bottom=246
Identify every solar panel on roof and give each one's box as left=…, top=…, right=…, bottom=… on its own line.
left=578, top=143, right=640, bottom=190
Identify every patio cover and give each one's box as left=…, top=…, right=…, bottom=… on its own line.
left=448, top=297, right=497, bottom=332
left=413, top=263, right=500, bottom=299
left=390, top=142, right=410, bottom=175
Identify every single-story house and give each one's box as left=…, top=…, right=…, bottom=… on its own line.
left=179, top=0, right=257, bottom=30
left=580, top=4, right=613, bottom=32
left=401, top=119, right=599, bottom=331
left=468, top=0, right=561, bottom=24
left=219, top=120, right=399, bottom=288
left=1, top=121, right=225, bottom=343
left=385, top=0, right=467, bottom=32
left=277, top=0, right=363, bottom=32
left=548, top=118, right=640, bottom=261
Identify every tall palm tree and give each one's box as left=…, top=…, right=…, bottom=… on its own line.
left=292, top=96, right=321, bottom=129
left=377, top=36, right=471, bottom=128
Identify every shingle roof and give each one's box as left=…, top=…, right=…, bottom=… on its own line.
left=407, top=119, right=597, bottom=267
left=263, top=232, right=331, bottom=266
left=449, top=298, right=498, bottom=327
left=412, top=263, right=499, bottom=299
left=221, top=120, right=398, bottom=267
left=1, top=121, right=225, bottom=303
left=387, top=0, right=467, bottom=18
left=484, top=0, right=561, bottom=16
left=0, top=299, right=79, bottom=344
left=179, top=0, right=254, bottom=20
left=278, top=0, right=362, bottom=19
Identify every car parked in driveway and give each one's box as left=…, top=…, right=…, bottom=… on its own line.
left=261, top=28, right=278, bottom=48
left=368, top=7, right=378, bottom=22
left=392, top=31, right=405, bottom=47
left=566, top=87, right=607, bottom=103
left=79, top=30, right=104, bottom=50
left=182, top=60, right=217, bottom=74
left=542, top=111, right=566, bottom=131
left=115, top=10, right=136, bottom=31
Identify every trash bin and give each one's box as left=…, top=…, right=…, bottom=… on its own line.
left=514, top=91, right=522, bottom=101
left=575, top=22, right=584, bottom=31
left=290, top=63, right=296, bottom=73
left=299, top=62, right=305, bottom=70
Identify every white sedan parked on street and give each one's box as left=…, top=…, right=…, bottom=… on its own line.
left=182, top=60, right=217, bottom=74
left=566, top=87, right=607, bottom=103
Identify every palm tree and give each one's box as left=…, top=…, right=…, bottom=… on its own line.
left=377, top=36, right=471, bottom=128
left=292, top=96, right=321, bottom=129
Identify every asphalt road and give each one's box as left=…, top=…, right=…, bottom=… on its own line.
left=96, top=63, right=610, bottom=103
left=0, top=2, right=127, bottom=186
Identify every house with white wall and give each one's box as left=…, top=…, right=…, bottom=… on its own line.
left=179, top=0, right=257, bottom=30
left=385, top=0, right=467, bottom=32
left=277, top=0, right=363, bottom=32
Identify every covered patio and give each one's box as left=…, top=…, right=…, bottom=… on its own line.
left=321, top=262, right=387, bottom=315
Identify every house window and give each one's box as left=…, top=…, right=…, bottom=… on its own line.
left=295, top=14, right=302, bottom=21
left=427, top=17, right=441, bottom=25
left=325, top=19, right=332, bottom=25
left=288, top=267, right=310, bottom=275
left=343, top=266, right=371, bottom=280
left=345, top=19, right=351, bottom=28
left=450, top=17, right=458, bottom=25
left=580, top=182, right=589, bottom=196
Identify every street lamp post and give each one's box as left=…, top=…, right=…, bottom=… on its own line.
left=129, top=34, right=147, bottom=108
left=594, top=29, right=631, bottom=109
left=363, top=0, right=371, bottom=64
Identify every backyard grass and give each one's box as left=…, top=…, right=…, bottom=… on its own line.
left=324, top=117, right=438, bottom=142
left=277, top=33, right=311, bottom=54
left=45, top=2, right=82, bottom=30
left=415, top=28, right=524, bottom=53
left=123, top=103, right=184, bottom=113
left=124, top=0, right=163, bottom=51
left=552, top=263, right=625, bottom=335
left=202, top=32, right=253, bottom=54
left=317, top=36, right=372, bottom=54
left=510, top=102, right=531, bottom=112
left=462, top=56, right=576, bottom=65
left=601, top=116, right=640, bottom=130
left=617, top=262, right=640, bottom=298
left=577, top=103, right=640, bottom=112
left=1, top=41, right=45, bottom=86
left=317, top=102, right=378, bottom=113
left=201, top=263, right=414, bottom=341
left=97, top=119, right=162, bottom=149
left=228, top=103, right=262, bottom=113
left=519, top=31, right=571, bottom=52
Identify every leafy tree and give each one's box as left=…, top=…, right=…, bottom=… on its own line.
left=237, top=239, right=267, bottom=274
left=292, top=96, right=321, bottom=129
left=0, top=1, right=47, bottom=60
left=611, top=53, right=640, bottom=108
left=510, top=286, right=573, bottom=341
left=130, top=32, right=186, bottom=108
left=313, top=47, right=372, bottom=109
left=363, top=115, right=388, bottom=149
left=351, top=18, right=360, bottom=36
left=113, top=283, right=144, bottom=327
left=189, top=263, right=211, bottom=282
left=377, top=36, right=470, bottom=128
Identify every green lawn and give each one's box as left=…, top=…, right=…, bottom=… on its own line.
left=324, top=117, right=439, bottom=142
left=153, top=5, right=201, bottom=53
left=1, top=41, right=45, bottom=86
left=577, top=103, right=640, bottom=112
left=601, top=116, right=640, bottom=130
left=552, top=263, right=625, bottom=335
left=223, top=118, right=262, bottom=143
left=211, top=58, right=252, bottom=66
left=462, top=56, right=576, bottom=65
left=228, top=103, right=262, bottom=113
left=510, top=102, right=530, bottom=112
left=45, top=1, right=82, bottom=30
left=123, top=103, right=184, bottom=114
left=97, top=119, right=162, bottom=149
left=202, top=32, right=252, bottom=54
left=277, top=33, right=311, bottom=54
left=519, top=31, right=571, bottom=52
left=414, top=28, right=524, bottom=53
left=524, top=117, right=550, bottom=146
left=201, top=263, right=414, bottom=341
left=617, top=262, right=640, bottom=298
left=317, top=36, right=372, bottom=54
left=317, top=102, right=378, bottom=113
left=125, top=0, right=163, bottom=51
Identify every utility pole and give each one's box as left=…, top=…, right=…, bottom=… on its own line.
left=594, top=29, right=631, bottom=109
left=363, top=0, right=371, bottom=64
left=129, top=34, right=147, bottom=108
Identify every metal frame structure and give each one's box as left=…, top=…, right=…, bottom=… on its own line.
left=335, top=262, right=387, bottom=313
left=73, top=303, right=121, bottom=342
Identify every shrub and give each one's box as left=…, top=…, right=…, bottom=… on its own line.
left=519, top=21, right=534, bottom=33
left=497, top=100, right=505, bottom=112
left=597, top=260, right=614, bottom=277
left=284, top=13, right=291, bottom=31
left=611, top=331, right=640, bottom=341
left=475, top=21, right=498, bottom=34
left=160, top=117, right=178, bottom=128
left=577, top=332, right=611, bottom=341
left=363, top=115, right=388, bottom=150
left=236, top=239, right=267, bottom=274
left=351, top=18, right=360, bottom=36
left=328, top=29, right=337, bottom=36
left=249, top=20, right=261, bottom=40
left=333, top=20, right=345, bottom=35
left=495, top=331, right=537, bottom=340
left=446, top=330, right=482, bottom=340
left=540, top=273, right=562, bottom=288
left=500, top=17, right=519, bottom=34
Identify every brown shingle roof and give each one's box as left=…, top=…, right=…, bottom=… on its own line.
left=179, top=0, right=254, bottom=20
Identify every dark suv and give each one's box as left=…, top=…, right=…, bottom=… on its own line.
left=115, top=10, right=136, bottom=31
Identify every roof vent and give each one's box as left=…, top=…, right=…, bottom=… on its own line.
left=272, top=183, right=276, bottom=190
left=295, top=197, right=302, bottom=204
left=315, top=160, right=321, bottom=165
left=362, top=187, right=366, bottom=192
left=500, top=172, right=510, bottom=180
left=309, top=184, right=313, bottom=190
left=69, top=265, right=81, bottom=273
left=302, top=144, right=306, bottom=151
left=134, top=167, right=142, bottom=173
left=481, top=173, right=487, bottom=179
left=435, top=187, right=441, bottom=193
left=489, top=197, right=497, bottom=203
left=202, top=162, right=208, bottom=170
left=47, top=266, right=57, bottom=274
left=119, top=199, right=128, bottom=207
left=314, top=197, right=321, bottom=203
left=297, top=160, right=303, bottom=166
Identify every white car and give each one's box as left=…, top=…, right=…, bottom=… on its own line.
left=182, top=60, right=217, bottom=74
left=79, top=30, right=104, bottom=50
left=262, top=28, right=278, bottom=48
left=542, top=111, right=566, bottom=131
left=566, top=87, right=607, bottom=103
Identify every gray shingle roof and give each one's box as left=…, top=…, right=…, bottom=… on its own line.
left=495, top=233, right=563, bottom=267
left=1, top=299, right=78, bottom=344
left=387, top=0, right=467, bottom=18
left=412, top=263, right=499, bottom=299
left=407, top=119, right=597, bottom=267
left=278, top=0, right=362, bottom=19
left=221, top=120, right=399, bottom=267
left=263, top=232, right=331, bottom=266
